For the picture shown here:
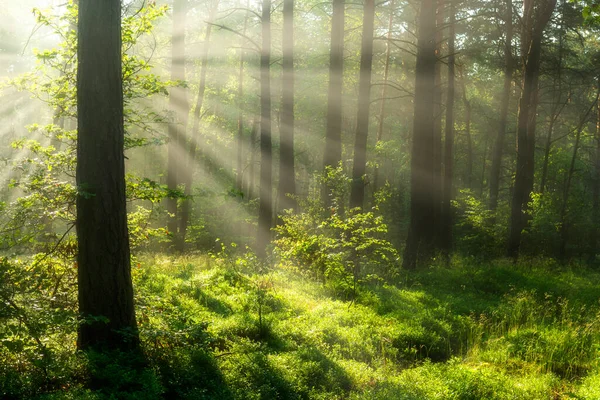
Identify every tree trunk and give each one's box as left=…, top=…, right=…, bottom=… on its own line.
left=349, top=0, right=376, bottom=210
left=440, top=0, right=455, bottom=256
left=76, top=0, right=138, bottom=351
left=278, top=0, right=296, bottom=215
left=402, top=0, right=437, bottom=269
left=507, top=0, right=556, bottom=259
left=372, top=0, right=394, bottom=204
left=558, top=98, right=597, bottom=260
left=166, top=0, right=189, bottom=239
left=248, top=119, right=258, bottom=200
left=431, top=0, right=444, bottom=246
left=179, top=2, right=218, bottom=251
left=590, top=82, right=600, bottom=263
left=460, top=72, right=473, bottom=189
left=257, top=0, right=272, bottom=259
left=321, top=0, right=345, bottom=207
left=489, top=0, right=513, bottom=211
left=237, top=4, right=250, bottom=193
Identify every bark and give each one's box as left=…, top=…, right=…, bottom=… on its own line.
left=278, top=0, right=297, bottom=214
left=507, top=0, right=557, bottom=259
left=257, top=0, right=272, bottom=259
left=349, top=0, right=376, bottom=210
left=440, top=0, right=455, bottom=255
left=489, top=0, right=513, bottom=211
left=321, top=0, right=345, bottom=207
left=402, top=0, right=437, bottom=269
left=166, top=0, right=189, bottom=238
left=372, top=0, right=394, bottom=203
left=76, top=0, right=138, bottom=351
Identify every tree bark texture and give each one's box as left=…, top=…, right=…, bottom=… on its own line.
left=76, top=0, right=138, bottom=351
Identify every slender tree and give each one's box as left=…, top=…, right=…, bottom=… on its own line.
left=278, top=0, right=296, bottom=215
left=507, top=0, right=557, bottom=259
left=440, top=0, right=456, bottom=255
left=403, top=0, right=437, bottom=269
left=372, top=0, right=395, bottom=201
left=166, top=0, right=189, bottom=239
left=237, top=5, right=250, bottom=192
left=257, top=0, right=272, bottom=258
left=179, top=2, right=218, bottom=250
left=558, top=98, right=597, bottom=259
left=590, top=80, right=600, bottom=262
left=76, top=0, right=138, bottom=350
left=489, top=0, right=513, bottom=211
left=349, top=0, right=376, bottom=210
left=321, top=0, right=345, bottom=207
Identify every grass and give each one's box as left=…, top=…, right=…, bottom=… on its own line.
left=4, top=253, right=600, bottom=398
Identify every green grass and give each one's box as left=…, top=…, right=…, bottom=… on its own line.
left=4, top=254, right=600, bottom=398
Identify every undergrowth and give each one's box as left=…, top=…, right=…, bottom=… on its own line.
left=4, top=252, right=600, bottom=398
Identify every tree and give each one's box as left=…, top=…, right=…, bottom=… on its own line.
left=180, top=1, right=219, bottom=250
left=488, top=0, right=513, bottom=211
left=371, top=0, right=395, bottom=201
left=507, top=0, right=557, bottom=259
left=278, top=0, right=296, bottom=215
left=349, top=0, right=376, bottom=210
left=321, top=0, right=345, bottom=207
left=76, top=0, right=138, bottom=350
left=440, top=0, right=456, bottom=255
left=403, top=0, right=437, bottom=269
left=257, top=0, right=272, bottom=258
left=166, top=0, right=189, bottom=242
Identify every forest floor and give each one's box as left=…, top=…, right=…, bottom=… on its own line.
left=8, top=253, right=600, bottom=399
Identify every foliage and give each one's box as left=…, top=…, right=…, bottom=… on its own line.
left=274, top=174, right=399, bottom=298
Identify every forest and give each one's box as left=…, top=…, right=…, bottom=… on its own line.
left=2, top=0, right=600, bottom=398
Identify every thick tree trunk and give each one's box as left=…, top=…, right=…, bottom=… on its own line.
left=321, top=0, right=345, bottom=207
left=489, top=0, right=513, bottom=211
left=76, top=0, right=138, bottom=351
left=372, top=0, right=394, bottom=203
left=349, top=0, right=375, bottom=210
left=440, top=0, right=455, bottom=255
left=257, top=0, right=272, bottom=258
left=403, top=0, right=437, bottom=269
left=166, top=0, right=189, bottom=239
left=179, top=3, right=218, bottom=251
left=278, top=0, right=297, bottom=214
left=507, top=0, right=556, bottom=259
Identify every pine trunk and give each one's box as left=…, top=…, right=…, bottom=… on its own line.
left=76, top=0, right=138, bottom=351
